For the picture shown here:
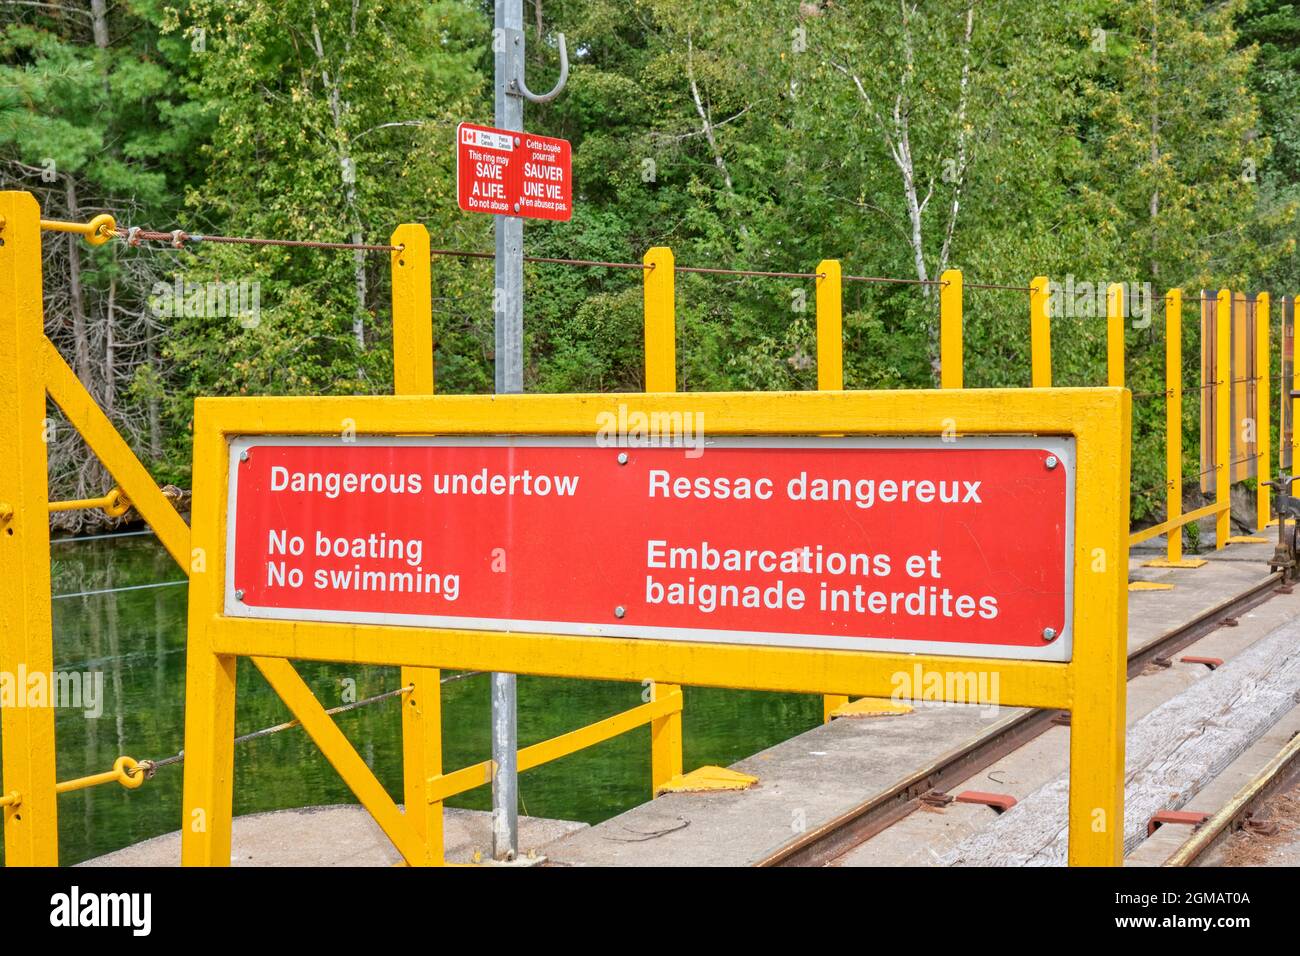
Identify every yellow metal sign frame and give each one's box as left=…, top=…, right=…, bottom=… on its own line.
left=182, top=385, right=1130, bottom=866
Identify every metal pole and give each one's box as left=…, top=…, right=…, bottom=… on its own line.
left=491, top=0, right=523, bottom=861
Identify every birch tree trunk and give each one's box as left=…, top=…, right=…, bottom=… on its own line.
left=833, top=1, right=977, bottom=384
left=313, top=12, right=368, bottom=352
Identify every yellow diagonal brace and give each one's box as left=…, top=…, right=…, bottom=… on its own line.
left=42, top=337, right=190, bottom=569
left=251, top=656, right=432, bottom=866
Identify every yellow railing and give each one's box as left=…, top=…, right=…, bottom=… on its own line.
left=3, top=187, right=1291, bottom=866
left=931, top=270, right=1282, bottom=564
left=427, top=690, right=683, bottom=803
left=179, top=387, right=1130, bottom=866
left=0, top=195, right=690, bottom=867
left=48, top=486, right=131, bottom=518
left=55, top=757, right=148, bottom=795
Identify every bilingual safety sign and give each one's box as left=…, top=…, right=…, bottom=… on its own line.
left=224, top=436, right=1076, bottom=662
left=455, top=122, right=572, bottom=222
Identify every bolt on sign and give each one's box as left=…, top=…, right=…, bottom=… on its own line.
left=225, top=437, right=1075, bottom=662
left=456, top=122, right=572, bottom=222
left=182, top=389, right=1129, bottom=867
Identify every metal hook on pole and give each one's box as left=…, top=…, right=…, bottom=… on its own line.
left=509, top=32, right=569, bottom=104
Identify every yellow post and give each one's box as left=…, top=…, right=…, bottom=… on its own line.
left=1067, top=387, right=1130, bottom=866
left=178, top=638, right=238, bottom=865
left=1141, top=290, right=1207, bottom=570
left=1216, top=289, right=1232, bottom=549
left=180, top=392, right=240, bottom=864
left=940, top=269, right=963, bottom=389
left=816, top=259, right=843, bottom=392
left=1294, top=295, right=1299, bottom=491
left=643, top=246, right=684, bottom=791
left=1107, top=283, right=1124, bottom=388
left=812, top=260, right=908, bottom=723
left=0, top=192, right=60, bottom=865
left=1166, top=291, right=1183, bottom=563
left=644, top=247, right=676, bottom=393
left=816, top=260, right=850, bottom=721
left=1030, top=276, right=1052, bottom=387
left=1256, top=293, right=1271, bottom=530
left=391, top=224, right=443, bottom=865
left=392, top=224, right=434, bottom=395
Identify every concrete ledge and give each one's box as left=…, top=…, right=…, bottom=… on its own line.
left=79, top=806, right=586, bottom=867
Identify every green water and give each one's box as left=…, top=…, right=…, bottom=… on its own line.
left=6, top=535, right=820, bottom=865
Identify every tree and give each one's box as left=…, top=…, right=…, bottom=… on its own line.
left=148, top=0, right=484, bottom=481
left=0, top=0, right=205, bottom=527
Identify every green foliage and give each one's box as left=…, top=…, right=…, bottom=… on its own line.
left=2, top=0, right=1298, bottom=523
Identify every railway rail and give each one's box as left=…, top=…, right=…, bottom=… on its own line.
left=756, top=571, right=1289, bottom=868
left=1165, top=729, right=1300, bottom=866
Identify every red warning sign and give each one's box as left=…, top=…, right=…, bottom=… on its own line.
left=224, top=437, right=1075, bottom=662
left=455, top=122, right=572, bottom=222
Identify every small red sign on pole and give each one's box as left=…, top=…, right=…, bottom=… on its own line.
left=456, top=122, right=572, bottom=222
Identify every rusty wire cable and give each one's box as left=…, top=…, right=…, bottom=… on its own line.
left=843, top=273, right=944, bottom=286
left=135, top=670, right=486, bottom=776
left=1131, top=455, right=1259, bottom=502
left=104, top=222, right=1288, bottom=306
left=965, top=281, right=1033, bottom=292
left=676, top=265, right=822, bottom=279
left=115, top=226, right=399, bottom=253
left=104, top=223, right=1027, bottom=286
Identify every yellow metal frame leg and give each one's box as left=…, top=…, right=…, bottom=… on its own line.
left=1030, top=276, right=1052, bottom=387
left=650, top=683, right=684, bottom=793
left=1143, top=290, right=1207, bottom=569
left=391, top=223, right=445, bottom=864
left=643, top=246, right=686, bottom=792
left=1256, top=293, right=1271, bottom=531
left=1068, top=385, right=1130, bottom=866
left=1216, top=289, right=1232, bottom=548
left=0, top=191, right=60, bottom=865
left=179, top=647, right=238, bottom=866
left=814, top=259, right=907, bottom=722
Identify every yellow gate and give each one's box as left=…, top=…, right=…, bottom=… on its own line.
left=181, top=386, right=1130, bottom=866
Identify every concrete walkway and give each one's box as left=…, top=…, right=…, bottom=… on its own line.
left=90, top=539, right=1283, bottom=867
left=544, top=539, right=1283, bottom=866
left=81, top=806, right=585, bottom=866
